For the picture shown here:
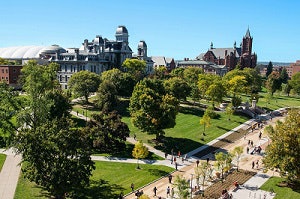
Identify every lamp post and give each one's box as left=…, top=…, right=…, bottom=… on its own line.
left=190, top=173, right=194, bottom=199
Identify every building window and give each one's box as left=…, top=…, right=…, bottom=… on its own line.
left=5, top=69, right=8, bottom=73
left=65, top=85, right=68, bottom=89
left=1, top=69, right=4, bottom=73
left=13, top=69, right=16, bottom=73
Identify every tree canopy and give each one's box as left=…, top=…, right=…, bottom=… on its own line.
left=95, top=80, right=118, bottom=112
left=132, top=141, right=149, bottom=169
left=263, top=109, right=300, bottom=182
left=163, top=77, right=191, bottom=101
left=122, top=58, right=146, bottom=81
left=266, top=61, right=273, bottom=77
left=68, top=70, right=101, bottom=103
left=129, top=78, right=179, bottom=139
left=266, top=71, right=282, bottom=95
left=289, top=72, right=300, bottom=95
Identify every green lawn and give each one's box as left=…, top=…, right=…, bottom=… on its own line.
left=14, top=161, right=174, bottom=198
left=0, top=154, right=6, bottom=172
left=92, top=142, right=164, bottom=160
left=260, top=177, right=300, bottom=199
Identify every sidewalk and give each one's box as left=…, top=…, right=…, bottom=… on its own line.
left=0, top=149, right=21, bottom=199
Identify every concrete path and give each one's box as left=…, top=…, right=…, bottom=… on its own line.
left=0, top=148, right=21, bottom=199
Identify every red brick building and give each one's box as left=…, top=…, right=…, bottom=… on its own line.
left=0, top=65, right=22, bottom=88
left=197, top=28, right=257, bottom=71
left=286, top=60, right=300, bottom=78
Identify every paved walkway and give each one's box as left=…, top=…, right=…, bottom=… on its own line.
left=0, top=148, right=21, bottom=199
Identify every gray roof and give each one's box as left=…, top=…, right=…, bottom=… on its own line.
left=177, top=60, right=212, bottom=65
left=209, top=47, right=241, bottom=59
left=151, top=56, right=173, bottom=66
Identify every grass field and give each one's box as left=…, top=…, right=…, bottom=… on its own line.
left=0, top=154, right=6, bottom=172
left=260, top=177, right=300, bottom=199
left=14, top=161, right=174, bottom=198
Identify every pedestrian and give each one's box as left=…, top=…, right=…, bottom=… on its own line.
left=251, top=140, right=254, bottom=147
left=166, top=186, right=170, bottom=197
left=256, top=160, right=259, bottom=169
left=168, top=174, right=172, bottom=183
left=153, top=186, right=157, bottom=196
left=206, top=157, right=210, bottom=163
left=248, top=139, right=251, bottom=146
left=174, top=157, right=176, bottom=163
left=175, top=162, right=178, bottom=170
left=165, top=152, right=168, bottom=159
left=171, top=187, right=175, bottom=198
left=178, top=150, right=181, bottom=157
left=76, top=110, right=78, bottom=115
left=246, top=146, right=249, bottom=154
left=131, top=183, right=134, bottom=191
left=171, top=156, right=173, bottom=164
left=196, top=159, right=199, bottom=167
left=182, top=156, right=184, bottom=163
left=259, top=131, right=262, bottom=139
left=252, top=161, right=255, bottom=169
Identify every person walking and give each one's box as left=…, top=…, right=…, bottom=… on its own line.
left=196, top=159, right=199, bottom=167
left=168, top=175, right=173, bottom=183
left=252, top=161, right=255, bottom=169
left=171, top=187, right=175, bottom=198
left=259, top=131, right=262, bottom=139
left=246, top=146, right=249, bottom=154
left=166, top=186, right=170, bottom=197
left=153, top=186, right=157, bottom=196
left=131, top=183, right=134, bottom=191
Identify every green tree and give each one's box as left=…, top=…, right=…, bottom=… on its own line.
left=194, top=161, right=213, bottom=192
left=198, top=74, right=217, bottom=99
left=173, top=175, right=190, bottom=199
left=153, top=66, right=168, bottom=79
left=170, top=67, right=185, bottom=78
left=280, top=67, right=289, bottom=84
left=263, top=109, right=300, bottom=182
left=122, top=58, right=146, bottom=81
left=205, top=79, right=226, bottom=107
left=129, top=78, right=179, bottom=139
left=214, top=152, right=232, bottom=180
left=200, top=113, right=211, bottom=137
left=230, top=146, right=243, bottom=171
left=15, top=117, right=95, bottom=199
left=184, top=67, right=203, bottom=101
left=226, top=75, right=247, bottom=96
left=225, top=103, right=234, bottom=121
left=85, top=111, right=129, bottom=152
left=266, top=61, right=273, bottom=77
left=163, top=77, right=191, bottom=100
left=0, top=82, right=22, bottom=145
left=289, top=72, right=300, bottom=95
left=281, top=83, right=292, bottom=96
left=100, top=68, right=135, bottom=97
left=132, top=141, right=149, bottom=169
left=95, top=80, right=118, bottom=112
left=68, top=70, right=101, bottom=103
left=266, top=71, right=282, bottom=95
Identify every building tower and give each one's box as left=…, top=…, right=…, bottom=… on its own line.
left=115, top=25, right=129, bottom=45
left=242, top=27, right=253, bottom=55
left=137, top=40, right=147, bottom=59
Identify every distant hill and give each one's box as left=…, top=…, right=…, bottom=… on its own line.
left=257, top=61, right=291, bottom=66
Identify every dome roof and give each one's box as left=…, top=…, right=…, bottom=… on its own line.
left=115, top=25, right=128, bottom=35
left=138, top=40, right=147, bottom=48
left=0, top=45, right=66, bottom=59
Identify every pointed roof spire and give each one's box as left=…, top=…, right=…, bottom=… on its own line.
left=210, top=42, right=213, bottom=49
left=245, top=26, right=251, bottom=38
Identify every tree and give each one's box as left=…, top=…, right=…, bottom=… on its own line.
left=153, top=66, right=168, bottom=79
left=200, top=113, right=211, bottom=137
left=214, top=152, right=232, bottom=180
left=170, top=67, right=185, bottom=78
left=173, top=175, right=190, bottom=199
left=163, top=77, right=191, bottom=101
left=225, top=103, right=234, bottom=121
left=68, top=70, right=101, bottom=103
left=289, top=72, right=300, bottom=95
left=263, top=109, right=300, bottom=182
left=15, top=117, right=95, bottom=199
left=95, top=80, right=118, bottom=112
left=194, top=161, right=213, bottom=192
left=132, top=141, right=149, bottom=169
left=266, top=61, right=273, bottom=77
left=0, top=82, right=22, bottom=145
left=184, top=67, right=203, bottom=101
left=280, top=67, right=289, bottom=84
left=226, top=75, right=247, bottom=96
left=139, top=194, right=150, bottom=199
left=230, top=146, right=243, bottom=171
left=86, top=111, right=129, bottom=152
left=122, top=58, right=146, bottom=81
left=129, top=78, right=179, bottom=139
left=198, top=74, right=217, bottom=99
left=100, top=68, right=135, bottom=97
left=12, top=61, right=95, bottom=198
left=266, top=71, right=282, bottom=95
left=205, top=80, right=226, bottom=107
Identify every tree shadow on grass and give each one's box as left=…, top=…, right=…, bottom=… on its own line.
left=179, top=106, right=204, bottom=117
left=147, top=168, right=170, bottom=177
left=74, top=179, right=125, bottom=199
left=154, top=137, right=203, bottom=154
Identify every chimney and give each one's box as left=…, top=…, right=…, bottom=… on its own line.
left=84, top=39, right=88, bottom=52
left=225, top=50, right=228, bottom=56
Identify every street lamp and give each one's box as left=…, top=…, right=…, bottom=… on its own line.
left=190, top=174, right=194, bottom=199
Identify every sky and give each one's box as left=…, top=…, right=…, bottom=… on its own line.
left=0, top=0, right=299, bottom=62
